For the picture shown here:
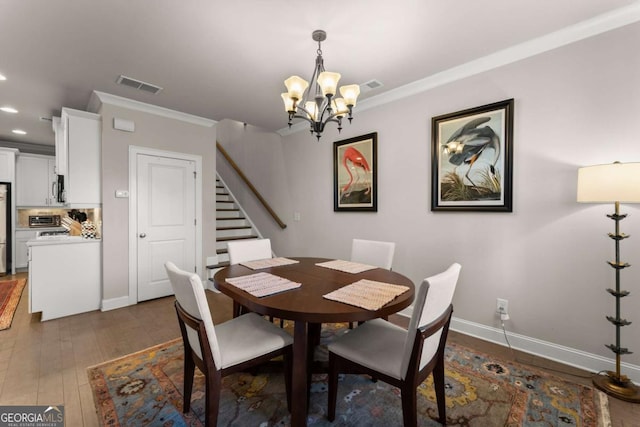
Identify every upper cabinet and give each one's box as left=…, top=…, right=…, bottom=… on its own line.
left=16, top=154, right=61, bottom=206
left=0, top=149, right=17, bottom=182
left=54, top=108, right=101, bottom=206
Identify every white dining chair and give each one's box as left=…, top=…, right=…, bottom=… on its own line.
left=351, top=238, right=395, bottom=270
left=227, top=238, right=273, bottom=317
left=227, top=238, right=272, bottom=265
left=165, top=261, right=293, bottom=427
left=327, top=263, right=461, bottom=427
left=349, top=238, right=396, bottom=326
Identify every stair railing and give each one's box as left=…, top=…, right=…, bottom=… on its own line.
left=216, top=141, right=287, bottom=229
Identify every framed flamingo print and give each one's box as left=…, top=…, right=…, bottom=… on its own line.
left=334, top=132, right=377, bottom=211
left=431, top=99, right=514, bottom=212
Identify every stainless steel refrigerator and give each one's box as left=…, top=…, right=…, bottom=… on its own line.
left=0, top=183, right=9, bottom=275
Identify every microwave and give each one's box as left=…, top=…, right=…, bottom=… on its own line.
left=29, top=215, right=62, bottom=228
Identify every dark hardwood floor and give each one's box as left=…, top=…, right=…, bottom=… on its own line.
left=0, top=273, right=637, bottom=425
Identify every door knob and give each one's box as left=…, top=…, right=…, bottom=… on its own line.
left=139, top=233, right=146, bottom=238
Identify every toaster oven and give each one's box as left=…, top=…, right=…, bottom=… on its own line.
left=28, top=215, right=62, bottom=228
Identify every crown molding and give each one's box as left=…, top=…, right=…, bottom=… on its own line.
left=88, top=91, right=217, bottom=128
left=278, top=2, right=640, bottom=137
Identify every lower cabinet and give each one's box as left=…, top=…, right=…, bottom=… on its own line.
left=28, top=239, right=101, bottom=321
left=15, top=230, right=36, bottom=269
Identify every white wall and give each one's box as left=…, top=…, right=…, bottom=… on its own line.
left=217, top=22, right=640, bottom=377
left=96, top=102, right=217, bottom=301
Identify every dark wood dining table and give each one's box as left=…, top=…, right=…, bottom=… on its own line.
left=212, top=257, right=415, bottom=427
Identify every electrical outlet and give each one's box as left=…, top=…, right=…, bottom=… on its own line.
left=496, top=298, right=509, bottom=315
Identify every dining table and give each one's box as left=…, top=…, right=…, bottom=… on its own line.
left=212, top=256, right=415, bottom=427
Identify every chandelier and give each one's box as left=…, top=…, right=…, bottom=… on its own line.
left=281, top=30, right=360, bottom=140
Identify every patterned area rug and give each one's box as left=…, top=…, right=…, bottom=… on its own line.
left=88, top=324, right=610, bottom=426
left=0, top=278, right=26, bottom=331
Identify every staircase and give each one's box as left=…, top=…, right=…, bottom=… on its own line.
left=206, top=174, right=263, bottom=281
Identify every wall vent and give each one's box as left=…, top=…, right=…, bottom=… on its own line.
left=116, top=75, right=163, bottom=94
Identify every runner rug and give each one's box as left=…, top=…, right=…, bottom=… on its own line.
left=88, top=325, right=610, bottom=426
left=0, top=278, right=26, bottom=331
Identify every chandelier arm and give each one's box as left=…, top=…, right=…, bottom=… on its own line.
left=294, top=103, right=314, bottom=119
left=290, top=113, right=314, bottom=126
left=321, top=111, right=344, bottom=125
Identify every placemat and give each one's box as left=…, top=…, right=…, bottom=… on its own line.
left=225, top=272, right=301, bottom=297
left=240, top=257, right=300, bottom=270
left=315, top=259, right=377, bottom=274
left=323, top=279, right=410, bottom=310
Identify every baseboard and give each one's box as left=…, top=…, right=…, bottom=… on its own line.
left=450, top=316, right=640, bottom=385
left=396, top=310, right=640, bottom=385
left=101, top=296, right=132, bottom=312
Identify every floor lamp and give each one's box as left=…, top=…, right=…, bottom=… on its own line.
left=577, top=161, right=640, bottom=403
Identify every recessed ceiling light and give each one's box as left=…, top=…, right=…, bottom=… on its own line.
left=0, top=73, right=6, bottom=81
left=12, top=129, right=27, bottom=135
left=0, top=106, right=18, bottom=114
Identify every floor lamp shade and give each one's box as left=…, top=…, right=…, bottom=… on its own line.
left=577, top=161, right=640, bottom=403
left=577, top=162, right=640, bottom=203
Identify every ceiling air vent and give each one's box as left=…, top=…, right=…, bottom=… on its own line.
left=116, top=75, right=163, bottom=94
left=360, top=79, right=384, bottom=94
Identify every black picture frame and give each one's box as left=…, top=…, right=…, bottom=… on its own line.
left=431, top=99, right=514, bottom=212
left=334, top=132, right=377, bottom=212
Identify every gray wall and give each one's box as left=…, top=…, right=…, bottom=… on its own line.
left=97, top=103, right=217, bottom=300
left=217, top=22, right=640, bottom=373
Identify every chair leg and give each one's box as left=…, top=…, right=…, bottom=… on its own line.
left=433, top=359, right=447, bottom=425
left=204, top=371, right=222, bottom=427
left=327, top=355, right=338, bottom=422
left=401, top=383, right=418, bottom=427
left=183, top=355, right=195, bottom=413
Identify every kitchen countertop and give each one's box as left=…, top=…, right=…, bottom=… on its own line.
left=16, top=227, right=66, bottom=232
left=27, top=237, right=102, bottom=246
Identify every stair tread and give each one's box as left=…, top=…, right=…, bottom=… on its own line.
left=217, top=208, right=240, bottom=212
left=217, top=216, right=246, bottom=220
left=206, top=261, right=230, bottom=269
left=217, top=226, right=252, bottom=230
left=217, top=235, right=258, bottom=242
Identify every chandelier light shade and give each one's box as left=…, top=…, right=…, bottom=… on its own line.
left=282, top=30, right=360, bottom=140
left=577, top=161, right=640, bottom=403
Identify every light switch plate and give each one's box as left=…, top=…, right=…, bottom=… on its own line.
left=115, top=190, right=129, bottom=198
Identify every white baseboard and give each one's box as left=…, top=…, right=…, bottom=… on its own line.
left=101, top=296, right=132, bottom=312
left=397, top=310, right=640, bottom=385
left=451, top=317, right=640, bottom=385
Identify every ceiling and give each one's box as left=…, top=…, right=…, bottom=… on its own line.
left=1, top=0, right=638, bottom=147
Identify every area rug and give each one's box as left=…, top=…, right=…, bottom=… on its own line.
left=88, top=325, right=610, bottom=427
left=0, top=278, right=26, bottom=331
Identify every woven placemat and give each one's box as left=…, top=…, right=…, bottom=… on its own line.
left=316, top=259, right=377, bottom=274
left=225, top=272, right=301, bottom=297
left=323, top=279, right=409, bottom=310
left=240, top=257, right=300, bottom=270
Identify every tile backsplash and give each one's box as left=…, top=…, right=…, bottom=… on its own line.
left=17, top=207, right=102, bottom=237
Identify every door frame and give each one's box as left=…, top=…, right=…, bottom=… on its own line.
left=128, top=145, right=203, bottom=305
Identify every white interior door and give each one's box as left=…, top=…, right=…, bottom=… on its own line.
left=137, top=154, right=196, bottom=301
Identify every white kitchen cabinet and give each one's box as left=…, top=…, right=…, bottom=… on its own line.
left=15, top=230, right=36, bottom=269
left=55, top=108, right=101, bottom=205
left=28, top=238, right=101, bottom=321
left=16, top=154, right=60, bottom=206
left=0, top=149, right=17, bottom=182
left=52, top=116, right=67, bottom=178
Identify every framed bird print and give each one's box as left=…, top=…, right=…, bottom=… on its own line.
left=334, top=132, right=377, bottom=211
left=431, top=99, right=514, bottom=212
